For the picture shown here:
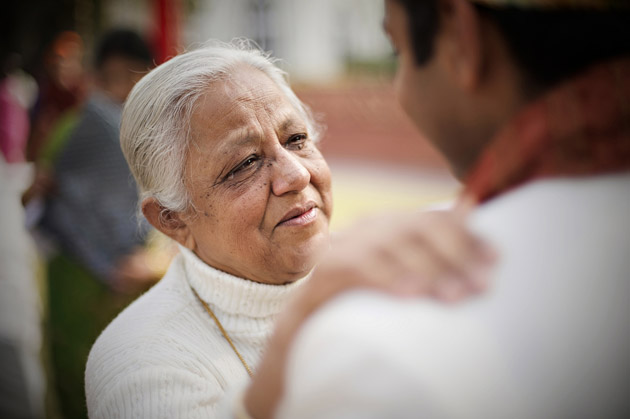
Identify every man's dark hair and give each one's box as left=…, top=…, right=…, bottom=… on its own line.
left=395, top=0, right=630, bottom=91
left=94, top=29, right=153, bottom=70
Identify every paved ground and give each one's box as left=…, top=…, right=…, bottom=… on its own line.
left=328, top=161, right=458, bottom=230
left=296, top=82, right=460, bottom=230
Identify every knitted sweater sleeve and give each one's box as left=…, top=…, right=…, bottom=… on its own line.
left=88, top=366, right=224, bottom=419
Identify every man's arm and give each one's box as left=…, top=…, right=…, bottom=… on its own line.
left=244, top=208, right=496, bottom=418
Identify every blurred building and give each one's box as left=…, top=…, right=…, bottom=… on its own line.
left=104, top=0, right=392, bottom=83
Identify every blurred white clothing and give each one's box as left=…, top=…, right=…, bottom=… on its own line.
left=0, top=156, right=46, bottom=419
left=278, top=172, right=630, bottom=419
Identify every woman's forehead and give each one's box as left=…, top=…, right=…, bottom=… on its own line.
left=190, top=70, right=302, bottom=135
left=193, top=69, right=291, bottom=119
left=214, top=65, right=284, bottom=103
left=188, top=79, right=305, bottom=156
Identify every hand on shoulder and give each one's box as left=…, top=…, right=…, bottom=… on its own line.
left=245, top=204, right=496, bottom=419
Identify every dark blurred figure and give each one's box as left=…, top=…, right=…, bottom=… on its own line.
left=26, top=31, right=86, bottom=165
left=38, top=28, right=158, bottom=419
left=21, top=32, right=86, bottom=241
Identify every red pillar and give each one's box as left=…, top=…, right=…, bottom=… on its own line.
left=153, top=0, right=180, bottom=64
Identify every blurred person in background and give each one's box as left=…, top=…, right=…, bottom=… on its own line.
left=238, top=0, right=630, bottom=418
left=26, top=31, right=86, bottom=165
left=38, top=28, right=159, bottom=419
left=40, top=28, right=157, bottom=291
left=23, top=31, right=87, bottom=223
left=0, top=157, right=46, bottom=419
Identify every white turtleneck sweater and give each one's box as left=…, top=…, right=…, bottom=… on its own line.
left=85, top=245, right=305, bottom=418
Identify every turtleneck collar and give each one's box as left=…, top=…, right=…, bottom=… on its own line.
left=178, top=245, right=308, bottom=319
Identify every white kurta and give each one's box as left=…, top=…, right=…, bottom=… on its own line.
left=85, top=245, right=305, bottom=418
left=278, top=172, right=630, bottom=419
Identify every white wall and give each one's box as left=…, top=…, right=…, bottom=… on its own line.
left=103, top=0, right=152, bottom=34
left=184, top=0, right=392, bottom=83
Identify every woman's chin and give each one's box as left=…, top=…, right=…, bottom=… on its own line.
left=244, top=232, right=329, bottom=285
left=272, top=258, right=319, bottom=284
left=273, top=244, right=329, bottom=284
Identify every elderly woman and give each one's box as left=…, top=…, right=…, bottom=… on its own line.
left=85, top=39, right=333, bottom=417
left=85, top=41, right=491, bottom=418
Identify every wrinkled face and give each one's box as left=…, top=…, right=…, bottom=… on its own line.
left=181, top=65, right=333, bottom=285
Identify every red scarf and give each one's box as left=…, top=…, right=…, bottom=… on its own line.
left=463, top=58, right=630, bottom=204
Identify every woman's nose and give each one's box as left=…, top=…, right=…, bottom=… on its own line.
left=271, top=150, right=310, bottom=196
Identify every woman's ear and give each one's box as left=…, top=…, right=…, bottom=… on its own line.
left=142, top=197, right=195, bottom=250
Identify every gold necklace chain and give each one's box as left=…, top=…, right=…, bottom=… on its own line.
left=190, top=286, right=254, bottom=378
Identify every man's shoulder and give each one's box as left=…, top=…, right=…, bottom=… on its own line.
left=282, top=290, right=519, bottom=419
left=279, top=173, right=630, bottom=418
left=471, top=172, right=630, bottom=239
left=469, top=173, right=630, bottom=283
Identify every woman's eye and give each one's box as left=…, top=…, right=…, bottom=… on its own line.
left=286, top=134, right=307, bottom=150
left=241, top=157, right=257, bottom=169
left=226, top=156, right=259, bottom=181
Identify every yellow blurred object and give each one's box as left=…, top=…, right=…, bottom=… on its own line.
left=329, top=164, right=458, bottom=231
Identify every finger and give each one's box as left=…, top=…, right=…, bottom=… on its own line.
left=408, top=214, right=491, bottom=278
left=430, top=278, right=468, bottom=303
left=453, top=193, right=477, bottom=218
left=368, top=211, right=488, bottom=295
left=389, top=242, right=453, bottom=294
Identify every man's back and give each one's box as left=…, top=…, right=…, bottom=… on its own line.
left=278, top=173, right=630, bottom=418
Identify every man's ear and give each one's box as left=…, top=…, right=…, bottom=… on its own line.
left=142, top=197, right=195, bottom=250
left=440, top=0, right=483, bottom=91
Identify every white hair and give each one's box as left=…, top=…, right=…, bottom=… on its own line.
left=120, top=39, right=320, bottom=213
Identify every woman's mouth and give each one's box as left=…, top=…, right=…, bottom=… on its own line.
left=277, top=205, right=318, bottom=227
